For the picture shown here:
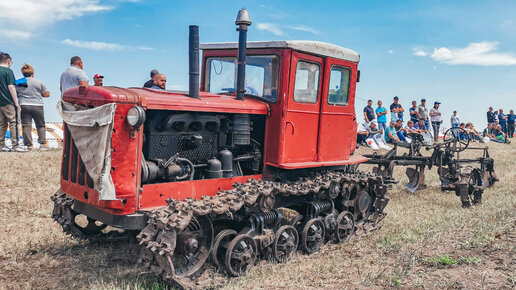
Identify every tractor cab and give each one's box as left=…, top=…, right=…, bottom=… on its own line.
left=201, top=41, right=364, bottom=169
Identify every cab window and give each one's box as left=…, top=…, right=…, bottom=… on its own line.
left=328, top=66, right=350, bottom=105
left=205, top=55, right=279, bottom=102
left=293, top=61, right=320, bottom=103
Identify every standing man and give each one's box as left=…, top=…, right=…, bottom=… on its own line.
left=60, top=56, right=89, bottom=95
left=363, top=99, right=375, bottom=123
left=151, top=73, right=167, bottom=90
left=0, top=52, right=23, bottom=151
left=375, top=100, right=388, bottom=133
left=418, top=98, right=429, bottom=131
left=144, top=69, right=159, bottom=88
left=429, top=101, right=442, bottom=142
left=390, top=96, right=404, bottom=123
left=498, top=109, right=507, bottom=134
left=450, top=111, right=460, bottom=128
left=507, top=109, right=515, bottom=138
left=93, top=74, right=104, bottom=86
left=486, top=107, right=496, bottom=124
left=409, top=100, right=420, bottom=123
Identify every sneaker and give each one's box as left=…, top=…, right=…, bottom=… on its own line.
left=12, top=146, right=28, bottom=152
left=1, top=146, right=12, bottom=152
left=39, top=145, right=50, bottom=151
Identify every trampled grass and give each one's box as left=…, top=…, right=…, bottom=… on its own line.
left=0, top=142, right=514, bottom=289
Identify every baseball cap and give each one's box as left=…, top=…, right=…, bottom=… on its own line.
left=434, top=101, right=441, bottom=105
left=393, top=96, right=399, bottom=100
left=370, top=120, right=378, bottom=125
left=93, top=74, right=104, bottom=79
left=421, top=98, right=426, bottom=102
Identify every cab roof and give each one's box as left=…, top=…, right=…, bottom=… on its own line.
left=199, top=40, right=360, bottom=63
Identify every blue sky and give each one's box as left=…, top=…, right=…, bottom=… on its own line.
left=1, top=0, right=515, bottom=127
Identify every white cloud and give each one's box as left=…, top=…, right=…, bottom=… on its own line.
left=62, top=39, right=153, bottom=51
left=286, top=25, right=320, bottom=35
left=257, top=23, right=285, bottom=36
left=430, top=41, right=516, bottom=66
left=413, top=48, right=427, bottom=56
left=257, top=23, right=319, bottom=36
left=0, top=29, right=32, bottom=40
left=0, top=0, right=111, bottom=40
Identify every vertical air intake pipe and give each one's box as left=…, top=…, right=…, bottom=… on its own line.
left=189, top=25, right=200, bottom=99
left=235, top=8, right=252, bottom=101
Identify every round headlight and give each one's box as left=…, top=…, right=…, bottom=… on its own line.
left=126, top=106, right=146, bottom=128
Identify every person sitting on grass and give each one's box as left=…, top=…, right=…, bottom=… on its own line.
left=414, top=119, right=433, bottom=145
left=367, top=120, right=383, bottom=137
left=394, top=119, right=410, bottom=143
left=356, top=121, right=369, bottom=147
left=357, top=121, right=384, bottom=148
left=385, top=121, right=401, bottom=144
left=483, top=123, right=502, bottom=143
left=465, top=122, right=482, bottom=141
left=414, top=119, right=428, bottom=133
left=493, top=124, right=510, bottom=144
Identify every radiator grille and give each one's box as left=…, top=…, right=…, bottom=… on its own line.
left=62, top=125, right=94, bottom=189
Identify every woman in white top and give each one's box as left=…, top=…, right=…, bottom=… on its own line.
left=15, top=64, right=50, bottom=150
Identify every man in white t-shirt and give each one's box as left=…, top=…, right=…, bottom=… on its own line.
left=429, top=101, right=442, bottom=141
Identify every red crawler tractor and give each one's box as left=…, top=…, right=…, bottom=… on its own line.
left=51, top=9, right=389, bottom=286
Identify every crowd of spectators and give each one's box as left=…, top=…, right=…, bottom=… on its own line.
left=358, top=96, right=513, bottom=150
left=0, top=52, right=165, bottom=152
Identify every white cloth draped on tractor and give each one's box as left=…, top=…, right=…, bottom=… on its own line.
left=57, top=100, right=117, bottom=200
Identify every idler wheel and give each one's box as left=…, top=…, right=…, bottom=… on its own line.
left=173, top=215, right=213, bottom=277
left=300, top=218, right=325, bottom=254
left=211, top=229, right=237, bottom=270
left=328, top=181, right=341, bottom=199
left=334, top=211, right=354, bottom=243
left=272, top=225, right=299, bottom=262
left=224, top=234, right=258, bottom=276
left=258, top=195, right=275, bottom=212
left=355, top=190, right=372, bottom=215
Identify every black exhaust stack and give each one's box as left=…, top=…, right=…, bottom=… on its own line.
left=189, top=25, right=200, bottom=99
left=235, top=8, right=252, bottom=101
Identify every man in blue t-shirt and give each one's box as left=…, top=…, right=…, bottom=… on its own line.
left=507, top=109, right=515, bottom=138
left=409, top=100, right=420, bottom=123
left=498, top=108, right=508, bottom=133
left=375, top=100, right=388, bottom=132
left=363, top=99, right=376, bottom=123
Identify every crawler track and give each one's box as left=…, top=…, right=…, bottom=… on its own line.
left=51, top=193, right=134, bottom=242
left=136, top=170, right=389, bottom=288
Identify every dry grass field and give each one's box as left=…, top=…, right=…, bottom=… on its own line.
left=0, top=142, right=515, bottom=289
